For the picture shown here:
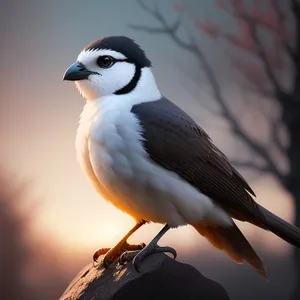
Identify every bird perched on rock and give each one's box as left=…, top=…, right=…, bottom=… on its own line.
left=63, top=36, right=300, bottom=278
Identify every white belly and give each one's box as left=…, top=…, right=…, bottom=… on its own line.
left=76, top=101, right=230, bottom=227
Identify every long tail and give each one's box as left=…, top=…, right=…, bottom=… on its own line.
left=258, top=204, right=300, bottom=248
left=193, top=222, right=268, bottom=279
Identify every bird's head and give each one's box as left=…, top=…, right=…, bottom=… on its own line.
left=63, top=36, right=156, bottom=101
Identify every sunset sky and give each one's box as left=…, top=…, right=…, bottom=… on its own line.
left=0, top=0, right=294, bottom=260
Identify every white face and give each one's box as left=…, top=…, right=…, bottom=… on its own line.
left=75, top=49, right=136, bottom=100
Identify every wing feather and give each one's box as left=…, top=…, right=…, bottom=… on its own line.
left=131, top=97, right=264, bottom=225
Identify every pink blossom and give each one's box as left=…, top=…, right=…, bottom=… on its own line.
left=224, top=33, right=254, bottom=51
left=194, top=20, right=220, bottom=38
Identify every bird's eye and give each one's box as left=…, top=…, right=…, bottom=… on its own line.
left=97, top=56, right=115, bottom=68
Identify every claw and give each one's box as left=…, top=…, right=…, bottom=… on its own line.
left=102, top=255, right=115, bottom=269
left=119, top=251, right=136, bottom=265
left=123, top=242, right=146, bottom=251
left=132, top=254, right=141, bottom=272
left=93, top=247, right=110, bottom=264
left=119, top=249, right=141, bottom=266
left=93, top=242, right=146, bottom=269
left=94, top=224, right=172, bottom=270
left=157, top=246, right=177, bottom=259
left=118, top=243, right=146, bottom=266
left=132, top=245, right=177, bottom=271
left=92, top=222, right=146, bottom=268
left=101, top=246, right=124, bottom=269
left=119, top=244, right=177, bottom=271
left=118, top=224, right=175, bottom=271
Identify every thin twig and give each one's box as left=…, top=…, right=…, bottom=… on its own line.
left=240, top=14, right=287, bottom=102
left=131, top=0, right=285, bottom=183
left=271, top=0, right=295, bottom=61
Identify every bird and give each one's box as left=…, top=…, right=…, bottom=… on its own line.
left=63, top=36, right=300, bottom=278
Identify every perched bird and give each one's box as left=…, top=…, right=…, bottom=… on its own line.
left=63, top=36, right=300, bottom=278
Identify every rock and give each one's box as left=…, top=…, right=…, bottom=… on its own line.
left=60, top=253, right=230, bottom=300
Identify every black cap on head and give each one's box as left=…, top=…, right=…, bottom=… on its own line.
left=84, top=36, right=152, bottom=68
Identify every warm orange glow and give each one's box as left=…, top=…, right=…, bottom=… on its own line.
left=2, top=84, right=294, bottom=257
left=28, top=172, right=294, bottom=257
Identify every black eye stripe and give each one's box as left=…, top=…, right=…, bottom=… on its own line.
left=97, top=55, right=136, bottom=69
left=97, top=57, right=134, bottom=64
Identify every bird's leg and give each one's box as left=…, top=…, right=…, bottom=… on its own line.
left=119, top=224, right=177, bottom=272
left=93, top=220, right=146, bottom=268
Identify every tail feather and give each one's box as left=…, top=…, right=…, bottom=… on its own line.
left=193, top=222, right=268, bottom=280
left=258, top=204, right=300, bottom=248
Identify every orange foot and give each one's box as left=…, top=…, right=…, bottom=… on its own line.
left=93, top=241, right=146, bottom=268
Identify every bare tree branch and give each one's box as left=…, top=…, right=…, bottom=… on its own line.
left=242, top=82, right=275, bottom=99
left=291, top=0, right=300, bottom=101
left=205, top=1, right=292, bottom=104
left=292, top=0, right=300, bottom=58
left=131, top=1, right=200, bottom=54
left=239, top=14, right=288, bottom=102
left=271, top=0, right=295, bottom=61
left=131, top=0, right=287, bottom=184
left=271, top=117, right=286, bottom=154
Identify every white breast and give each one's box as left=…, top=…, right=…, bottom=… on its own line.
left=76, top=97, right=231, bottom=228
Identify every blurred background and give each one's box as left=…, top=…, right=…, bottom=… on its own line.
left=1, top=0, right=299, bottom=299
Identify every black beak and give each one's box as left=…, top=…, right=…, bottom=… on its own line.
left=63, top=62, right=98, bottom=81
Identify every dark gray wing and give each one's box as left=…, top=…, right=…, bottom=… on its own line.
left=131, top=97, right=266, bottom=225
